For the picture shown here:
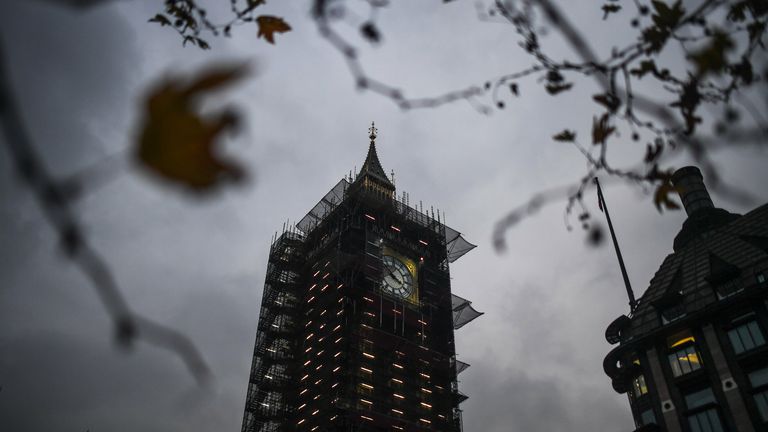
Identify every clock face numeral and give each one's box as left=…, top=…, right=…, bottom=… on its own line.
left=382, top=255, right=413, bottom=299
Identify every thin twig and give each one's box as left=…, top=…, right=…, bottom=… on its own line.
left=0, top=38, right=211, bottom=385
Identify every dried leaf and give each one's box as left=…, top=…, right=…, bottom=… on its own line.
left=553, top=130, right=577, bottom=142
left=630, top=60, right=658, bottom=78
left=653, top=182, right=681, bottom=212
left=593, top=93, right=621, bottom=113
left=592, top=113, right=616, bottom=145
left=136, top=64, right=250, bottom=192
left=642, top=1, right=684, bottom=53
left=545, top=82, right=573, bottom=95
left=688, top=30, right=734, bottom=77
left=256, top=15, right=292, bottom=44
left=601, top=4, right=621, bottom=19
left=148, top=14, right=172, bottom=27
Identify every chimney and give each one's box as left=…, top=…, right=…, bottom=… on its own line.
left=671, top=166, right=715, bottom=217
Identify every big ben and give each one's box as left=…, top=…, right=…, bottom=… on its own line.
left=241, top=124, right=482, bottom=432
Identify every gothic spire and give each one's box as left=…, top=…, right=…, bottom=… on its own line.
left=355, top=122, right=395, bottom=192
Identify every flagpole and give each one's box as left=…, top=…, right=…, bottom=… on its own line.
left=594, top=177, right=637, bottom=311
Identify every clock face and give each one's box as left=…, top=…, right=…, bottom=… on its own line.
left=381, top=255, right=413, bottom=299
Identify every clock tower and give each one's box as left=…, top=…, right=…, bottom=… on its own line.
left=241, top=124, right=482, bottom=432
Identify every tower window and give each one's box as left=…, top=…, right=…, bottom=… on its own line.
left=728, top=320, right=766, bottom=354
left=748, top=367, right=768, bottom=422
left=684, top=388, right=724, bottom=432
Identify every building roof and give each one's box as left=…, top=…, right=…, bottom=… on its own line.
left=625, top=202, right=768, bottom=339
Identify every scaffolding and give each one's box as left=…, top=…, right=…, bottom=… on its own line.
left=242, top=230, right=305, bottom=432
left=242, top=174, right=482, bottom=432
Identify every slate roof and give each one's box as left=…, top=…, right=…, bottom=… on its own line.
left=625, top=203, right=768, bottom=340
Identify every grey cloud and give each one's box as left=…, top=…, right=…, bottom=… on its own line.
left=1, top=1, right=767, bottom=432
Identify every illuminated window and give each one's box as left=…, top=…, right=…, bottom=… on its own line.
left=684, top=388, right=724, bottom=432
left=748, top=367, right=768, bottom=422
left=358, top=383, right=373, bottom=396
left=667, top=334, right=702, bottom=377
left=668, top=345, right=702, bottom=377
left=728, top=320, right=765, bottom=354
left=631, top=374, right=649, bottom=399
left=390, top=378, right=404, bottom=390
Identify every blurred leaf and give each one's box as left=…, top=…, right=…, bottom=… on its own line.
left=670, top=79, right=702, bottom=134
left=136, top=64, right=249, bottom=192
left=727, top=1, right=748, bottom=22
left=592, top=113, right=615, bottom=145
left=644, top=141, right=664, bottom=163
left=642, top=1, right=684, bottom=53
left=651, top=0, right=684, bottom=29
left=688, top=30, right=734, bottom=77
left=593, top=93, right=621, bottom=113
left=747, top=21, right=766, bottom=44
left=730, top=58, right=754, bottom=85
left=630, top=60, right=658, bottom=78
left=545, top=82, right=573, bottom=95
left=602, top=4, right=621, bottom=19
left=148, top=14, right=172, bottom=27
left=196, top=38, right=211, bottom=50
left=553, top=130, right=577, bottom=142
left=256, top=15, right=292, bottom=44
left=653, top=182, right=680, bottom=212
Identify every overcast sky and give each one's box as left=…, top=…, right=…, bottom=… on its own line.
left=1, top=1, right=767, bottom=432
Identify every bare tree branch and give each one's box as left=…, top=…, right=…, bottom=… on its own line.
left=0, top=38, right=211, bottom=385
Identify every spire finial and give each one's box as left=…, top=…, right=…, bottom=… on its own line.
left=368, top=121, right=377, bottom=142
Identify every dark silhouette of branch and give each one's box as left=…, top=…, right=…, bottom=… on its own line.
left=0, top=38, right=211, bottom=385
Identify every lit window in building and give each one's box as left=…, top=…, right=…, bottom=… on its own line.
left=728, top=320, right=766, bottom=354
left=358, top=383, right=373, bottom=396
left=667, top=336, right=703, bottom=377
left=748, top=367, right=768, bottom=422
left=684, top=388, right=724, bottom=432
left=632, top=374, right=649, bottom=399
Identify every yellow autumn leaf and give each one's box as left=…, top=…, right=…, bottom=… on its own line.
left=136, top=64, right=249, bottom=193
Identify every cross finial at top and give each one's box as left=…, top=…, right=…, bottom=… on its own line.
left=368, top=121, right=377, bottom=141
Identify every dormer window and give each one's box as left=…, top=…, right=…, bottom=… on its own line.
left=661, top=303, right=686, bottom=324
left=653, top=270, right=686, bottom=325
left=706, top=253, right=742, bottom=300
